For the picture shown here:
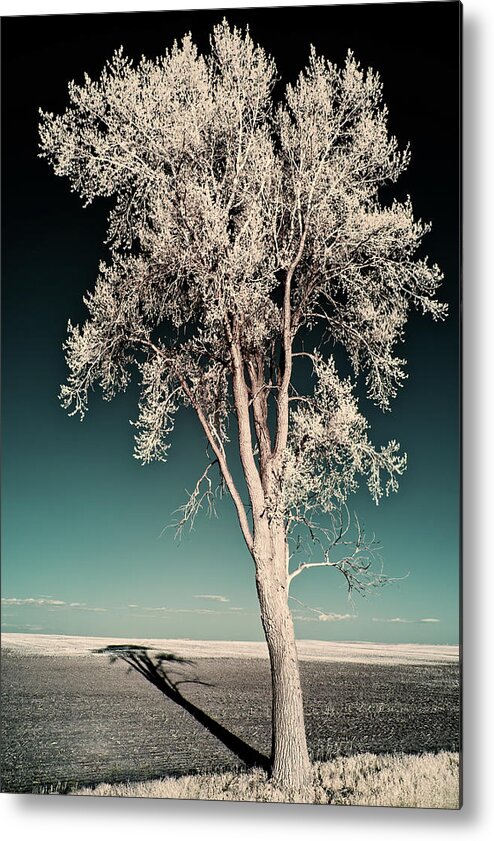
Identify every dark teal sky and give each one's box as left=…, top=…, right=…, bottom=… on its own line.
left=1, top=2, right=461, bottom=644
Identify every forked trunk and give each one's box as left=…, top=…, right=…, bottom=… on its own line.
left=254, top=530, right=312, bottom=792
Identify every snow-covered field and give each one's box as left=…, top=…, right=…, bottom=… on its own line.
left=1, top=633, right=458, bottom=665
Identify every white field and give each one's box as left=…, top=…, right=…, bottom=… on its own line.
left=1, top=633, right=458, bottom=665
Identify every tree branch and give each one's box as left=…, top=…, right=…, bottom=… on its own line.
left=246, top=357, right=273, bottom=488
left=133, top=335, right=254, bottom=554
left=287, top=508, right=386, bottom=596
left=272, top=229, right=308, bottom=464
left=179, top=369, right=254, bottom=555
left=230, top=340, right=266, bottom=518
left=174, top=459, right=220, bottom=538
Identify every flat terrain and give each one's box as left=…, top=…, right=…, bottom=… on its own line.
left=1, top=636, right=460, bottom=794
left=1, top=633, right=458, bottom=664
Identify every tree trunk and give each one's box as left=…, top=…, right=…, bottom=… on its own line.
left=254, top=530, right=312, bottom=792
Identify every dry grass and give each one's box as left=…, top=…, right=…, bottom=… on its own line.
left=71, top=751, right=460, bottom=809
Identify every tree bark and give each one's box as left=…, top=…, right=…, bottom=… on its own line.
left=230, top=335, right=311, bottom=790
left=254, top=528, right=312, bottom=791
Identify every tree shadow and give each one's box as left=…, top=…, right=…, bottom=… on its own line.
left=93, top=644, right=270, bottom=772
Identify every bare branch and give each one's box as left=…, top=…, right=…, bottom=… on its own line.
left=287, top=506, right=388, bottom=597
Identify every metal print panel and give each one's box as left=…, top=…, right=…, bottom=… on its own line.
left=1, top=1, right=461, bottom=808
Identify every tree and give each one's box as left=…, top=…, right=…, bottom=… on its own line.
left=39, top=22, right=446, bottom=792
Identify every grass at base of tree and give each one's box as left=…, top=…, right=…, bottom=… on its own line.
left=70, top=751, right=460, bottom=809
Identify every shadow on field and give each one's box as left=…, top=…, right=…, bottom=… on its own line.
left=94, top=645, right=270, bottom=772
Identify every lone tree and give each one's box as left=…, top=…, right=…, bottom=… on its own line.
left=39, top=23, right=446, bottom=791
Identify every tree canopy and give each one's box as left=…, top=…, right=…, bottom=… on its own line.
left=39, top=21, right=446, bottom=564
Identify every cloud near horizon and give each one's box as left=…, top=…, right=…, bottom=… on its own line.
left=143, top=607, right=216, bottom=614
left=1, top=597, right=107, bottom=612
left=125, top=604, right=237, bottom=615
left=1, top=622, right=44, bottom=631
left=295, top=612, right=356, bottom=623
left=193, top=594, right=230, bottom=603
left=2, top=597, right=66, bottom=606
left=3, top=597, right=232, bottom=617
left=319, top=613, right=356, bottom=622
left=372, top=617, right=440, bottom=624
